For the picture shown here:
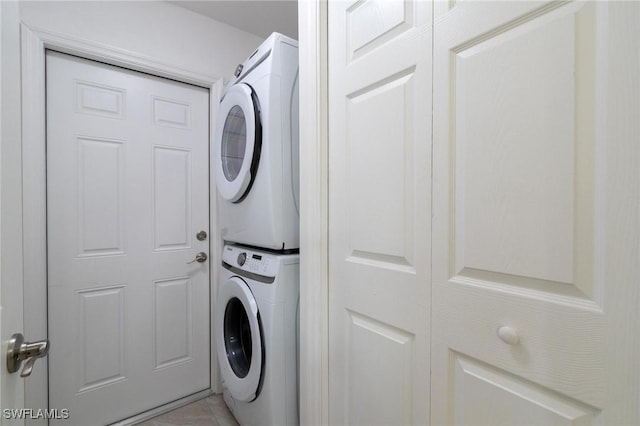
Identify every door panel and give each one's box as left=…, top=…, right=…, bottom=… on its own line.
left=451, top=354, right=594, bottom=426
left=46, top=51, right=210, bottom=425
left=153, top=146, right=192, bottom=251
left=328, top=1, right=432, bottom=424
left=432, top=1, right=639, bottom=424
left=76, top=286, right=126, bottom=392
left=153, top=278, right=193, bottom=369
left=76, top=136, right=125, bottom=256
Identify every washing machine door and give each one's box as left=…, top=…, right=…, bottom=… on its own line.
left=216, top=275, right=264, bottom=402
left=214, top=83, right=262, bottom=203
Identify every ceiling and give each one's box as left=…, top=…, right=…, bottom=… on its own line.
left=170, top=1, right=298, bottom=40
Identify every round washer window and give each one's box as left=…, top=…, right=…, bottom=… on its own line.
left=224, top=297, right=253, bottom=378
left=221, top=106, right=247, bottom=182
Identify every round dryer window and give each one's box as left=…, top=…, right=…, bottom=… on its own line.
left=214, top=83, right=262, bottom=203
left=221, top=106, right=247, bottom=182
left=215, top=276, right=264, bottom=402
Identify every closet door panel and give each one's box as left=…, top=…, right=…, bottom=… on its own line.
left=432, top=2, right=639, bottom=424
left=328, top=1, right=433, bottom=424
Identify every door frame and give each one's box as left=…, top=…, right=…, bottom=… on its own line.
left=20, top=23, right=223, bottom=414
left=298, top=1, right=329, bottom=425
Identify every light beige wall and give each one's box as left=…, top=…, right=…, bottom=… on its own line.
left=20, top=1, right=262, bottom=81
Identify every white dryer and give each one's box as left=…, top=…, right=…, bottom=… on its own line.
left=216, top=244, right=299, bottom=426
left=214, top=33, right=299, bottom=250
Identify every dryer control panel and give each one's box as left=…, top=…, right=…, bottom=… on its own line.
left=223, top=245, right=278, bottom=278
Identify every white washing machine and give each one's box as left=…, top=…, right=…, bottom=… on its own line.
left=216, top=244, right=299, bottom=426
left=214, top=32, right=299, bottom=250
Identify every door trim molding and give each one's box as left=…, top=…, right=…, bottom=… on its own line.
left=298, top=2, right=329, bottom=425
left=20, top=23, right=223, bottom=412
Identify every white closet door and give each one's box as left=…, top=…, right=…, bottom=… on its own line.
left=47, top=51, right=210, bottom=425
left=327, top=1, right=433, bottom=425
left=431, top=1, right=640, bottom=424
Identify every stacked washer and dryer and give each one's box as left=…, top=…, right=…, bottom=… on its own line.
left=213, top=33, right=300, bottom=426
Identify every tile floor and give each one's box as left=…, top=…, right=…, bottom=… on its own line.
left=137, top=394, right=239, bottom=426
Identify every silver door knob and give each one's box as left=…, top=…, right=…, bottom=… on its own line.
left=7, top=333, right=49, bottom=378
left=187, top=252, right=208, bottom=264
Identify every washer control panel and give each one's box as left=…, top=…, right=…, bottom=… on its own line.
left=223, top=245, right=278, bottom=278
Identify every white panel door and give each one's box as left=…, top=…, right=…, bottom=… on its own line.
left=432, top=1, right=640, bottom=425
left=328, top=1, right=432, bottom=425
left=46, top=51, right=210, bottom=425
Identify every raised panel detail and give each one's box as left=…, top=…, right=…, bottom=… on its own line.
left=152, top=96, right=191, bottom=129
left=153, top=146, right=191, bottom=251
left=77, top=286, right=126, bottom=392
left=451, top=354, right=596, bottom=425
left=346, top=69, right=415, bottom=272
left=77, top=137, right=125, bottom=257
left=76, top=81, right=125, bottom=119
left=451, top=8, right=595, bottom=292
left=438, top=278, right=604, bottom=407
left=346, top=311, right=414, bottom=425
left=154, top=278, right=192, bottom=369
left=347, top=0, right=414, bottom=61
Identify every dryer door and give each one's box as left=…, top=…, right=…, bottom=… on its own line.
left=216, top=276, right=264, bottom=402
left=214, top=83, right=262, bottom=203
